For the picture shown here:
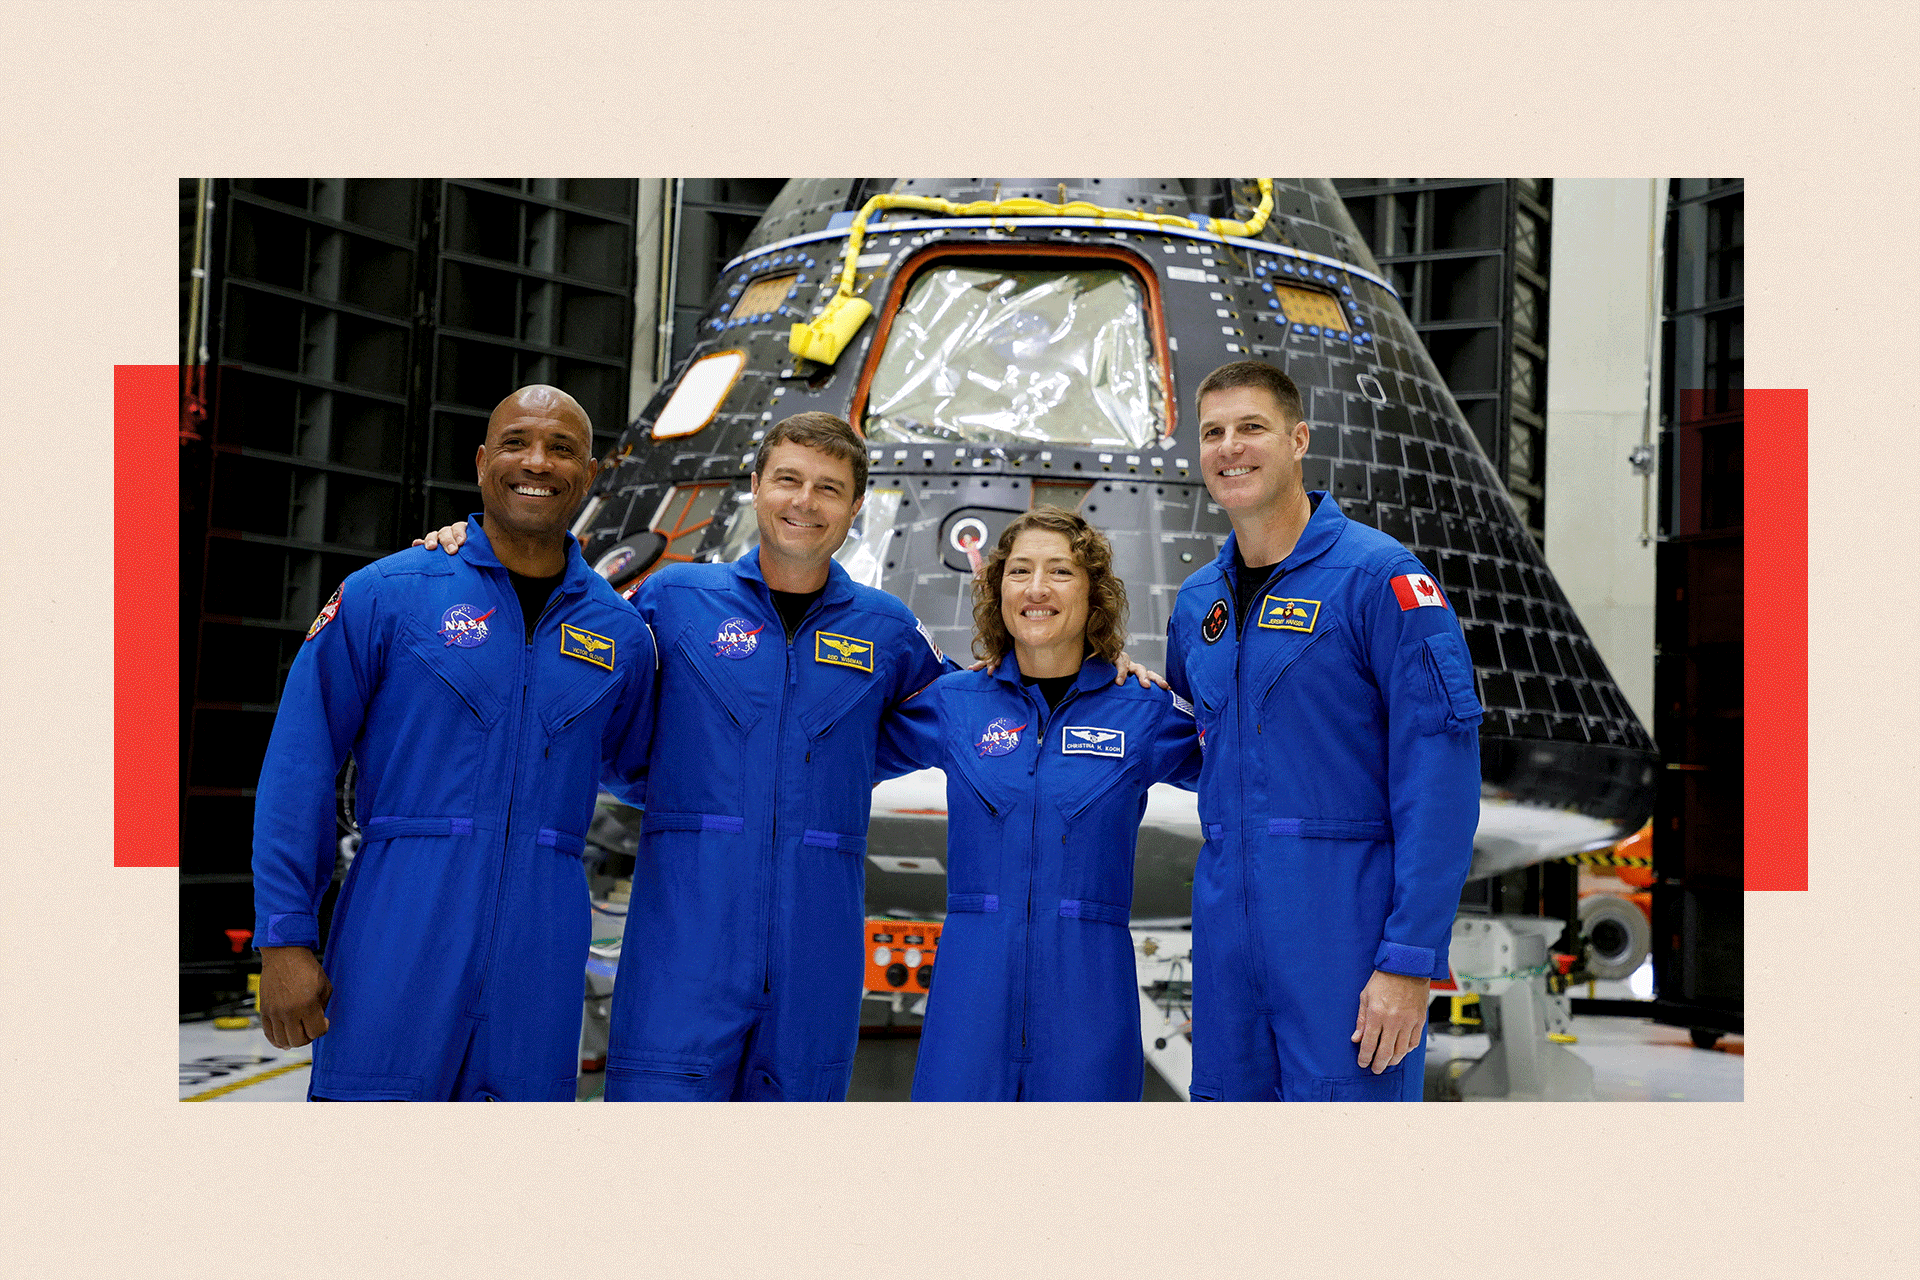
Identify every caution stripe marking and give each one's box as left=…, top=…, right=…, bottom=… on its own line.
left=180, top=1058, right=312, bottom=1102
left=1563, top=852, right=1653, bottom=868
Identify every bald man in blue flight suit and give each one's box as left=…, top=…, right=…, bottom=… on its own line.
left=252, top=386, right=658, bottom=1101
left=1166, top=362, right=1482, bottom=1102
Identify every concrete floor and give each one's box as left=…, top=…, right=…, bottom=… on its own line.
left=181, top=958, right=1739, bottom=1103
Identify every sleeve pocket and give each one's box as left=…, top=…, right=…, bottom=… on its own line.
left=1421, top=633, right=1484, bottom=732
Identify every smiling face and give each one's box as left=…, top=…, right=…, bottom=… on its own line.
left=474, top=387, right=598, bottom=547
left=1197, top=383, right=1311, bottom=519
left=750, top=440, right=863, bottom=578
left=999, top=528, right=1091, bottom=674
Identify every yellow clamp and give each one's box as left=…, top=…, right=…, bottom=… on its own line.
left=788, top=294, right=874, bottom=364
left=789, top=180, right=1277, bottom=367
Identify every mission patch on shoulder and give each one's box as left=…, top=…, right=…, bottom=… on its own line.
left=305, top=583, right=343, bottom=641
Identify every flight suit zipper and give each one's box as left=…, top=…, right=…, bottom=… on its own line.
left=1018, top=680, right=1079, bottom=1058
left=762, top=589, right=826, bottom=998
left=1232, top=565, right=1282, bottom=1010
left=474, top=577, right=575, bottom=1012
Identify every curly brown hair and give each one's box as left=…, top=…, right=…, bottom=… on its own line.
left=971, top=507, right=1128, bottom=668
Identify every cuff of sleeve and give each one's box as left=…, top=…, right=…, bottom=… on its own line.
left=1373, top=939, right=1438, bottom=978
left=259, top=912, right=320, bottom=948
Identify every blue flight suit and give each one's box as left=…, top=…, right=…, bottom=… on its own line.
left=1166, top=492, right=1481, bottom=1101
left=876, top=656, right=1201, bottom=1100
left=603, top=548, right=952, bottom=1101
left=252, top=521, right=658, bottom=1101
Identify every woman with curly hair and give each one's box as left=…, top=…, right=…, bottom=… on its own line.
left=877, top=507, right=1200, bottom=1100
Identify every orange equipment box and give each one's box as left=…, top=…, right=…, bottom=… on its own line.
left=864, top=918, right=941, bottom=994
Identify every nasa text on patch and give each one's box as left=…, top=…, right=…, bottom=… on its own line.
left=976, top=717, right=1026, bottom=757
left=560, top=624, right=615, bottom=670
left=814, top=630, right=874, bottom=671
left=710, top=616, right=762, bottom=659
left=1061, top=726, right=1126, bottom=758
left=1390, top=573, right=1450, bottom=611
left=438, top=603, right=495, bottom=648
left=1257, top=595, right=1320, bottom=632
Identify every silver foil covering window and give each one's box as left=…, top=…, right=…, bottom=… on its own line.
left=864, top=266, right=1165, bottom=450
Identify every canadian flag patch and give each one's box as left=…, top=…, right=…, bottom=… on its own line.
left=1390, top=573, right=1449, bottom=611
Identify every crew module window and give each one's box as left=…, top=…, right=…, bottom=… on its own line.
left=731, top=272, right=797, bottom=319
left=1271, top=282, right=1348, bottom=331
left=862, top=264, right=1167, bottom=451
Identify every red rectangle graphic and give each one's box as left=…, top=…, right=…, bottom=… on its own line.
left=115, top=365, right=180, bottom=867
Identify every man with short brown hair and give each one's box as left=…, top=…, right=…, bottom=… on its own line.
left=1166, top=361, right=1481, bottom=1102
left=602, top=411, right=949, bottom=1100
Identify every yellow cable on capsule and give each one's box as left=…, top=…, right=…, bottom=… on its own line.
left=789, top=180, right=1276, bottom=365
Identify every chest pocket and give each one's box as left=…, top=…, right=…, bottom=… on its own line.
left=1184, top=652, right=1233, bottom=738
left=803, top=670, right=887, bottom=749
left=672, top=625, right=765, bottom=732
left=398, top=620, right=506, bottom=728
left=947, top=750, right=1021, bottom=821
left=1054, top=726, right=1141, bottom=821
left=539, top=662, right=623, bottom=740
left=1254, top=621, right=1348, bottom=708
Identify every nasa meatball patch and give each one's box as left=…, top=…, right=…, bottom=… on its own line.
left=1201, top=598, right=1229, bottom=644
left=976, top=717, right=1026, bottom=757
left=1390, top=573, right=1450, bottom=610
left=305, top=583, right=343, bottom=641
left=1061, top=726, right=1126, bottom=758
left=710, top=616, right=762, bottom=659
left=438, top=603, right=495, bottom=647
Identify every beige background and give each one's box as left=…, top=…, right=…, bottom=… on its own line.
left=2, top=1, right=1913, bottom=1275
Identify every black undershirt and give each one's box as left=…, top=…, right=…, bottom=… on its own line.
left=508, top=569, right=565, bottom=640
left=1020, top=671, right=1077, bottom=711
left=769, top=586, right=825, bottom=641
left=1231, top=492, right=1323, bottom=632
left=1231, top=545, right=1280, bottom=636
